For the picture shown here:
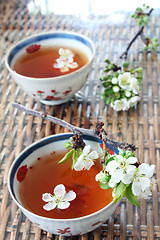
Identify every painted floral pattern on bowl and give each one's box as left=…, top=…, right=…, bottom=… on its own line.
left=17, top=165, right=28, bottom=182
left=26, top=44, right=41, bottom=53
left=33, top=87, right=72, bottom=101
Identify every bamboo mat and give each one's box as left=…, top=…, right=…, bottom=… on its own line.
left=0, top=0, right=160, bottom=239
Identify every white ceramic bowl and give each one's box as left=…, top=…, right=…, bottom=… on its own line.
left=5, top=31, right=95, bottom=105
left=8, top=133, right=118, bottom=236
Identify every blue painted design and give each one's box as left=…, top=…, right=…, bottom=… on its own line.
left=9, top=133, right=119, bottom=201
left=8, top=33, right=94, bottom=66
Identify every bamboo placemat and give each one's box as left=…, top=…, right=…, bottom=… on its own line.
left=0, top=0, right=160, bottom=239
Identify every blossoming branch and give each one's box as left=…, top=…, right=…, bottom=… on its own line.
left=12, top=103, right=157, bottom=206
left=101, top=4, right=158, bottom=111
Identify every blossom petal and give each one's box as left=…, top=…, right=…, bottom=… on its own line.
left=68, top=62, right=78, bottom=69
left=109, top=179, right=116, bottom=188
left=59, top=48, right=65, bottom=55
left=132, top=181, right=142, bottom=197
left=42, top=193, right=54, bottom=202
left=77, top=154, right=84, bottom=162
left=60, top=66, right=69, bottom=72
left=58, top=201, right=70, bottom=209
left=139, top=188, right=151, bottom=199
left=95, top=172, right=103, bottom=182
left=54, top=184, right=66, bottom=198
left=84, top=160, right=94, bottom=170
left=64, top=190, right=76, bottom=202
left=74, top=160, right=84, bottom=171
left=106, top=160, right=119, bottom=174
left=122, top=173, right=133, bottom=184
left=66, top=57, right=74, bottom=64
left=115, top=155, right=124, bottom=162
left=126, top=165, right=136, bottom=174
left=88, top=150, right=99, bottom=159
left=127, top=157, right=137, bottom=164
left=139, top=163, right=155, bottom=177
left=43, top=201, right=56, bottom=211
left=139, top=177, right=150, bottom=191
left=110, top=168, right=124, bottom=184
left=83, top=145, right=91, bottom=155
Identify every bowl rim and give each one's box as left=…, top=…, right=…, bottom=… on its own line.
left=8, top=132, right=117, bottom=222
left=5, top=30, right=95, bottom=81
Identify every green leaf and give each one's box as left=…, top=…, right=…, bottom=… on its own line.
left=101, top=174, right=111, bottom=183
left=115, top=72, right=119, bottom=78
left=58, top=149, right=74, bottom=164
left=64, top=142, right=72, bottom=149
left=72, top=150, right=79, bottom=169
left=103, top=82, right=112, bottom=88
left=106, top=97, right=112, bottom=104
left=115, top=92, right=120, bottom=99
left=113, top=182, right=127, bottom=204
left=125, top=184, right=141, bottom=206
left=104, top=88, right=114, bottom=95
left=100, top=181, right=111, bottom=189
left=123, top=61, right=129, bottom=68
left=105, top=59, right=111, bottom=64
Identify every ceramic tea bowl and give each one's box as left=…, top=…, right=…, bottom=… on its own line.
left=8, top=133, right=118, bottom=236
left=5, top=31, right=95, bottom=105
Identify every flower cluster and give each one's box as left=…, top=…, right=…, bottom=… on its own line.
left=53, top=48, right=78, bottom=72
left=42, top=184, right=76, bottom=211
left=101, top=60, right=143, bottom=111
left=96, top=150, right=156, bottom=205
left=58, top=135, right=99, bottom=171
left=57, top=131, right=156, bottom=206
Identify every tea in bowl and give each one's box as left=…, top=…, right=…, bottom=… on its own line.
left=5, top=31, right=95, bottom=105
left=8, top=133, right=118, bottom=236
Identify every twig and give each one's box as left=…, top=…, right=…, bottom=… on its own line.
left=120, top=8, right=153, bottom=59
left=12, top=102, right=135, bottom=150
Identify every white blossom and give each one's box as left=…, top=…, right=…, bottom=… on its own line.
left=118, top=72, right=131, bottom=90
left=130, top=77, right=140, bottom=94
left=129, top=96, right=140, bottom=107
left=106, top=155, right=137, bottom=188
left=113, top=98, right=130, bottom=111
left=132, top=163, right=155, bottom=199
left=95, top=172, right=104, bottom=182
left=113, top=86, right=120, bottom=92
left=42, top=184, right=76, bottom=211
left=74, top=145, right=98, bottom=171
left=112, top=77, right=118, bottom=84
left=125, top=91, right=131, bottom=97
left=53, top=48, right=78, bottom=72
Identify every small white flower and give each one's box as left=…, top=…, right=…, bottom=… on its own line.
left=112, top=77, right=118, bottom=84
left=42, top=184, right=76, bottom=211
left=118, top=72, right=131, bottom=90
left=132, top=163, right=155, bottom=199
left=129, top=96, right=140, bottom=107
left=106, top=155, right=137, bottom=187
left=130, top=77, right=140, bottom=94
left=74, top=145, right=99, bottom=171
left=95, top=171, right=107, bottom=184
left=53, top=48, right=78, bottom=72
left=59, top=48, right=74, bottom=60
left=113, top=98, right=130, bottom=111
left=125, top=91, right=131, bottom=97
left=113, top=86, right=120, bottom=92
left=95, top=172, right=104, bottom=182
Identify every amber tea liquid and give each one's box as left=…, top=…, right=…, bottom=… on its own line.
left=19, top=150, right=113, bottom=219
left=13, top=46, right=88, bottom=78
